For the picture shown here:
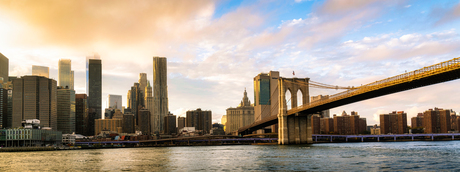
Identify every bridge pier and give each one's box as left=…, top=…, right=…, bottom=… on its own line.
left=278, top=114, right=311, bottom=144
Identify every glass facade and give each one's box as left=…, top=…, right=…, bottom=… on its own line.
left=59, top=59, right=73, bottom=90
left=259, top=79, right=270, bottom=105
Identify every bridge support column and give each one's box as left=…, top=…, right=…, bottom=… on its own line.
left=279, top=115, right=310, bottom=145
left=278, top=116, right=289, bottom=145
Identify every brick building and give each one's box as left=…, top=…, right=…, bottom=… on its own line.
left=380, top=111, right=407, bottom=134
left=424, top=108, right=451, bottom=133
left=320, top=117, right=334, bottom=134
left=411, top=113, right=424, bottom=129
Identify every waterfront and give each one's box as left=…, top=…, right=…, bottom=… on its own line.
left=1, top=141, right=460, bottom=171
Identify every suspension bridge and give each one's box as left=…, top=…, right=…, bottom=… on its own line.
left=238, top=57, right=460, bottom=144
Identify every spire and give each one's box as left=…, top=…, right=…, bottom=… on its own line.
left=147, top=80, right=151, bottom=88
left=242, top=88, right=250, bottom=107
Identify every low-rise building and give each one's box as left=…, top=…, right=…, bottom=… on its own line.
left=0, top=128, right=62, bottom=147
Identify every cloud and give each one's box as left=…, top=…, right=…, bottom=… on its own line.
left=434, top=2, right=460, bottom=26
left=0, top=0, right=216, bottom=48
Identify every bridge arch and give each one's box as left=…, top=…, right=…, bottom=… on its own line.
left=280, top=78, right=309, bottom=109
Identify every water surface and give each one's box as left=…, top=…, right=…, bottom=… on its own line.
left=1, top=141, right=460, bottom=171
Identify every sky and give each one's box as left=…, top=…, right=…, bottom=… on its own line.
left=1, top=0, right=460, bottom=125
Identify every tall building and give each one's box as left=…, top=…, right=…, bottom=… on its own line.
left=32, top=65, right=49, bottom=78
left=75, top=94, right=88, bottom=136
left=186, top=108, right=212, bottom=134
left=144, top=81, right=155, bottom=133
left=0, top=53, right=8, bottom=84
left=320, top=117, right=334, bottom=134
left=87, top=55, right=102, bottom=120
left=138, top=109, right=151, bottom=135
left=411, top=113, right=424, bottom=129
left=164, top=112, right=176, bottom=135
left=177, top=116, right=186, bottom=131
left=225, top=89, right=254, bottom=134
left=138, top=73, right=147, bottom=104
left=127, top=83, right=144, bottom=124
left=153, top=57, right=168, bottom=133
left=58, top=59, right=74, bottom=90
left=311, top=115, right=321, bottom=134
left=424, top=108, right=451, bottom=133
left=0, top=88, right=7, bottom=128
left=107, top=94, right=122, bottom=112
left=123, top=113, right=135, bottom=133
left=380, top=111, right=407, bottom=134
left=12, top=76, right=57, bottom=129
left=253, top=71, right=279, bottom=124
left=57, top=87, right=75, bottom=134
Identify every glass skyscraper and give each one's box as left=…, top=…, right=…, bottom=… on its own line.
left=87, top=55, right=102, bottom=123
left=59, top=59, right=74, bottom=90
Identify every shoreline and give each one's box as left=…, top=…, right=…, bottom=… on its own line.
left=2, top=138, right=460, bottom=152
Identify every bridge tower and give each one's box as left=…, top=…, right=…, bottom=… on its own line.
left=278, top=77, right=311, bottom=144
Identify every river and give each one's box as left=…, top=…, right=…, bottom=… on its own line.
left=1, top=141, right=460, bottom=171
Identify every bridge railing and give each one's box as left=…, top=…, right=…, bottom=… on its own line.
left=288, top=57, right=460, bottom=115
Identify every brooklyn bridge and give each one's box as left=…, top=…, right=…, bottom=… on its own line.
left=238, top=57, right=460, bottom=145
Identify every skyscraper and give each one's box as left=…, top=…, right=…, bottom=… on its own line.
left=107, top=94, right=122, bottom=112
left=144, top=80, right=155, bottom=133
left=59, top=59, right=74, bottom=90
left=57, top=87, right=75, bottom=134
left=0, top=53, right=8, bottom=84
left=254, top=71, right=280, bottom=133
left=12, top=76, right=57, bottom=129
left=138, top=109, right=151, bottom=135
left=32, top=65, right=49, bottom=78
left=153, top=57, right=168, bottom=133
left=75, top=94, right=88, bottom=135
left=138, top=73, right=147, bottom=105
left=127, top=83, right=144, bottom=124
left=87, top=55, right=102, bottom=120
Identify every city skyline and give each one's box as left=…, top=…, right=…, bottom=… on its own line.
left=1, top=1, right=460, bottom=125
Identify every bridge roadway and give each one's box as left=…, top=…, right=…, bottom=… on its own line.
left=239, top=57, right=460, bottom=136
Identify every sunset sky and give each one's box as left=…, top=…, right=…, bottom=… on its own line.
left=1, top=0, right=460, bottom=125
